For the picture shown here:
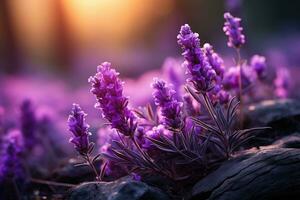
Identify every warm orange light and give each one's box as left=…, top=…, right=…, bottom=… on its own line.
left=7, top=0, right=174, bottom=58
left=9, top=0, right=56, bottom=52
left=62, top=0, right=173, bottom=49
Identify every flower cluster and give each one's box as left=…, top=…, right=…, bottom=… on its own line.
left=68, top=104, right=91, bottom=155
left=250, top=55, right=267, bottom=79
left=203, top=43, right=230, bottom=104
left=177, top=24, right=216, bottom=92
left=151, top=78, right=183, bottom=130
left=66, top=12, right=270, bottom=187
left=203, top=43, right=224, bottom=81
left=223, top=12, right=245, bottom=48
left=0, top=138, right=24, bottom=183
left=89, top=62, right=136, bottom=136
left=223, top=66, right=254, bottom=91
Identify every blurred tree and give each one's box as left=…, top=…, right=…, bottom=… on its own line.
left=52, top=0, right=73, bottom=72
left=0, top=0, right=22, bottom=73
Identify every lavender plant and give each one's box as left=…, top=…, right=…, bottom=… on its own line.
left=66, top=12, right=269, bottom=189
left=250, top=55, right=267, bottom=80
left=0, top=136, right=25, bottom=200
left=178, top=23, right=268, bottom=159
left=222, top=13, right=268, bottom=101
left=151, top=78, right=183, bottom=130
left=89, top=62, right=167, bottom=179
left=0, top=138, right=24, bottom=183
left=88, top=62, right=137, bottom=137
left=223, top=12, right=245, bottom=49
left=68, top=104, right=100, bottom=180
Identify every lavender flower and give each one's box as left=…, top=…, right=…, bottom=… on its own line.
left=89, top=62, right=136, bottom=136
left=177, top=24, right=216, bottom=92
left=152, top=78, right=183, bottom=130
left=4, top=129, right=24, bottom=147
left=135, top=126, right=146, bottom=146
left=20, top=99, right=37, bottom=150
left=97, top=126, right=120, bottom=147
left=0, top=138, right=24, bottom=182
left=274, top=68, right=290, bottom=99
left=68, top=104, right=91, bottom=155
left=143, top=125, right=169, bottom=149
left=202, top=43, right=230, bottom=104
left=223, top=12, right=245, bottom=48
left=203, top=43, right=225, bottom=81
left=209, top=85, right=230, bottom=105
left=250, top=55, right=267, bottom=79
left=223, top=66, right=256, bottom=92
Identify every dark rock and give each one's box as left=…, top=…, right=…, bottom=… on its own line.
left=272, top=133, right=300, bottom=149
left=244, top=99, right=300, bottom=146
left=67, top=176, right=170, bottom=200
left=142, top=174, right=174, bottom=193
left=189, top=148, right=300, bottom=200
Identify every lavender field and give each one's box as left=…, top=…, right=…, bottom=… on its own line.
left=1, top=1, right=300, bottom=200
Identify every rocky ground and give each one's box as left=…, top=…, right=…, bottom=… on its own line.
left=3, top=99, right=299, bottom=200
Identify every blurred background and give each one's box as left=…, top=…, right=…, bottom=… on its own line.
left=1, top=0, right=300, bottom=117
left=1, top=0, right=300, bottom=77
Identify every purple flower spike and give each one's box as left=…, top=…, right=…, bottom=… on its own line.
left=223, top=12, right=245, bottom=48
left=0, top=138, right=24, bottom=182
left=89, top=62, right=136, bottom=136
left=152, top=78, right=183, bottom=130
left=20, top=100, right=37, bottom=150
left=68, top=104, right=91, bottom=155
left=203, top=43, right=225, bottom=82
left=250, top=55, right=266, bottom=79
left=177, top=24, right=216, bottom=92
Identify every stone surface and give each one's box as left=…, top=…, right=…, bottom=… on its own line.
left=67, top=176, right=170, bottom=200
left=189, top=148, right=300, bottom=200
left=272, top=133, right=300, bottom=149
left=244, top=99, right=300, bottom=146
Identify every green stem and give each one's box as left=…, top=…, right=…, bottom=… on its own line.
left=202, top=93, right=223, bottom=133
left=86, top=155, right=100, bottom=181
left=236, top=48, right=244, bottom=128
left=202, top=93, right=228, bottom=151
